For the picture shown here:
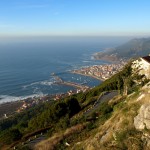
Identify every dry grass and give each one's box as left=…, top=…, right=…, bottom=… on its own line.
left=74, top=91, right=143, bottom=150
left=34, top=123, right=86, bottom=150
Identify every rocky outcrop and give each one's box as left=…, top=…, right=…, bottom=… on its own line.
left=134, top=82, right=150, bottom=130
left=134, top=104, right=150, bottom=130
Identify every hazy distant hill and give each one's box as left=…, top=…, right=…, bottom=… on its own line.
left=94, top=37, right=150, bottom=61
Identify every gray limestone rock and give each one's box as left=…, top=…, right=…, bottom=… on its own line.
left=134, top=104, right=150, bottom=130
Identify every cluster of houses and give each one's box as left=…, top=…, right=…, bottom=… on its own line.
left=73, top=61, right=126, bottom=80
left=53, top=89, right=83, bottom=101
left=16, top=89, right=84, bottom=112
left=16, top=95, right=53, bottom=112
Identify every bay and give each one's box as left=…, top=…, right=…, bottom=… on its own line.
left=0, top=36, right=130, bottom=103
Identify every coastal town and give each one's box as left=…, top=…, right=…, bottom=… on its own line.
left=72, top=61, right=127, bottom=80
left=0, top=62, right=127, bottom=120
left=18, top=61, right=127, bottom=111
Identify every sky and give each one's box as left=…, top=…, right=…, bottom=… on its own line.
left=0, top=0, right=150, bottom=37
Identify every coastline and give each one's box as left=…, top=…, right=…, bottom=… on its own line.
left=0, top=69, right=101, bottom=119
left=92, top=52, right=121, bottom=63
left=71, top=59, right=127, bottom=83
left=71, top=71, right=105, bottom=81
left=0, top=95, right=55, bottom=120
left=0, top=59, right=126, bottom=119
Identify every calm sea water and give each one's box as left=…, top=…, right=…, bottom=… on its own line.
left=0, top=36, right=131, bottom=103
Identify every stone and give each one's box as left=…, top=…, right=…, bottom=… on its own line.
left=134, top=104, right=150, bottom=130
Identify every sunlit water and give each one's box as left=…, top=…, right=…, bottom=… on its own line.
left=0, top=36, right=130, bottom=103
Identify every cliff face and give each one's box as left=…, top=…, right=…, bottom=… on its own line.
left=134, top=104, right=150, bottom=130
left=134, top=83, right=150, bottom=130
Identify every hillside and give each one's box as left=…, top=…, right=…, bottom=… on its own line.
left=0, top=60, right=150, bottom=150
left=71, top=82, right=150, bottom=150
left=94, top=37, right=150, bottom=61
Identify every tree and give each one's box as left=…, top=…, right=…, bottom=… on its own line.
left=1, top=128, right=22, bottom=144
left=66, top=97, right=81, bottom=117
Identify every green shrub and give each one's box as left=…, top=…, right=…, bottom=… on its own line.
left=0, top=128, right=22, bottom=144
left=98, top=102, right=113, bottom=115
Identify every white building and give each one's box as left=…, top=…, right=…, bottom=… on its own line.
left=132, top=55, right=150, bottom=79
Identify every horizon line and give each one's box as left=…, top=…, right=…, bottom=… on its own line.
left=0, top=34, right=150, bottom=38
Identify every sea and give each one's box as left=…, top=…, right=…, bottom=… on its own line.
left=0, top=36, right=131, bottom=103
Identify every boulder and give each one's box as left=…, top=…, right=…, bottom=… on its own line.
left=134, top=104, right=150, bottom=130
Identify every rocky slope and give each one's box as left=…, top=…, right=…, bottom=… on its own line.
left=134, top=83, right=150, bottom=130
left=71, top=82, right=150, bottom=150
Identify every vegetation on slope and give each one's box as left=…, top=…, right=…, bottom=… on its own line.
left=0, top=60, right=149, bottom=150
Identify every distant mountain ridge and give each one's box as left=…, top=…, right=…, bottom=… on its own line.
left=94, top=37, right=150, bottom=61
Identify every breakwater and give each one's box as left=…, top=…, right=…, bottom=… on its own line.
left=53, top=75, right=89, bottom=90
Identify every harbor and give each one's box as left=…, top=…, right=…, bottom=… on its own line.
left=52, top=74, right=89, bottom=90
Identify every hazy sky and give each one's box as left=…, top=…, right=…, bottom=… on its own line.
left=0, top=0, right=150, bottom=37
